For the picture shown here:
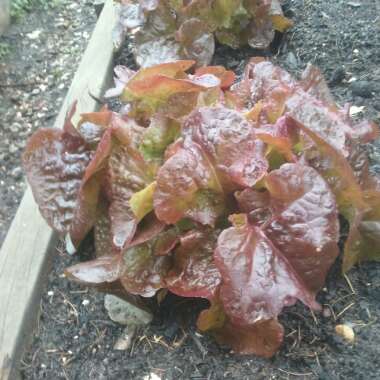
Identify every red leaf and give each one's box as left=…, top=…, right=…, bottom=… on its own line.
left=166, top=229, right=221, bottom=299
left=120, top=238, right=172, bottom=297
left=214, top=319, right=284, bottom=357
left=215, top=163, right=339, bottom=326
left=65, top=255, right=124, bottom=284
left=154, top=142, right=224, bottom=225
left=183, top=106, right=268, bottom=188
left=197, top=299, right=284, bottom=357
left=23, top=111, right=98, bottom=247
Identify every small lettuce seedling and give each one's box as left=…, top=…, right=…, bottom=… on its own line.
left=113, top=0, right=293, bottom=67
left=23, top=59, right=380, bottom=356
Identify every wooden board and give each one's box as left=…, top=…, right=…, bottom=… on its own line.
left=0, top=1, right=116, bottom=378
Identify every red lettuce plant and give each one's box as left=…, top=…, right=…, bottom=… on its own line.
left=113, top=0, right=293, bottom=67
left=23, top=59, right=380, bottom=357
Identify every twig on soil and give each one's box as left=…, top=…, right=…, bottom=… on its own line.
left=314, top=351, right=321, bottom=367
left=336, top=302, right=355, bottom=319
left=277, top=368, right=313, bottom=377
left=152, top=335, right=171, bottom=350
left=139, top=335, right=153, bottom=349
left=69, top=289, right=88, bottom=294
left=172, top=328, right=188, bottom=348
left=331, top=293, right=354, bottom=306
left=323, top=303, right=337, bottom=321
left=61, top=366, right=70, bottom=380
left=344, top=273, right=356, bottom=294
left=57, top=290, right=79, bottom=324
left=310, top=309, right=319, bottom=325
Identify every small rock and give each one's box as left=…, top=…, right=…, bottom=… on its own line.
left=104, top=294, right=153, bottom=326
left=11, top=167, right=22, bottom=179
left=335, top=324, right=355, bottom=343
left=9, top=144, right=18, bottom=154
left=27, top=30, right=42, bottom=40
left=350, top=81, right=373, bottom=98
left=113, top=325, right=137, bottom=351
left=10, top=123, right=21, bottom=133
left=349, top=105, right=365, bottom=116
left=82, top=299, right=90, bottom=306
left=322, top=307, right=332, bottom=318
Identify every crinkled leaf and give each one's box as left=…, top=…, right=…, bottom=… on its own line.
left=122, top=70, right=220, bottom=118
left=285, top=91, right=355, bottom=156
left=115, top=1, right=290, bottom=67
left=176, top=18, right=215, bottom=66
left=183, top=106, right=268, bottom=188
left=264, top=163, right=340, bottom=292
left=81, top=115, right=155, bottom=250
left=94, top=205, right=113, bottom=257
left=235, top=188, right=271, bottom=226
left=215, top=163, right=339, bottom=326
left=107, top=142, right=154, bottom=248
left=120, top=238, right=172, bottom=297
left=154, top=142, right=224, bottom=225
left=166, top=229, right=221, bottom=299
left=255, top=115, right=297, bottom=161
left=128, top=213, right=166, bottom=248
left=23, top=109, right=99, bottom=247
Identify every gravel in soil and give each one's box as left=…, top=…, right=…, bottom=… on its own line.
left=16, top=0, right=380, bottom=379
left=0, top=0, right=96, bottom=245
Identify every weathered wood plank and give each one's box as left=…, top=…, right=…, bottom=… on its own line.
left=0, top=1, right=116, bottom=379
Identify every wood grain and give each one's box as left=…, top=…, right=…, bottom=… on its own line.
left=0, top=1, right=116, bottom=378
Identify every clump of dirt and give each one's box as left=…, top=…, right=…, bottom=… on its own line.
left=20, top=1, right=380, bottom=379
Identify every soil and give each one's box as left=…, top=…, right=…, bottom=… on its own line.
left=9, top=0, right=380, bottom=379
left=0, top=0, right=96, bottom=245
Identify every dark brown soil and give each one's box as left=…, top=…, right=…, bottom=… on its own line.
left=19, top=1, right=380, bottom=379
left=0, top=0, right=96, bottom=245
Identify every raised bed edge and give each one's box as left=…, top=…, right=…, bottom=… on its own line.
left=0, top=1, right=116, bottom=378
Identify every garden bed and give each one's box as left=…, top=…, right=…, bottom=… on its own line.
left=2, top=0, right=380, bottom=379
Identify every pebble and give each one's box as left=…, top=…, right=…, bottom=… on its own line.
left=12, top=167, right=24, bottom=180
left=10, top=123, right=22, bottom=133
left=350, top=81, right=373, bottom=98
left=9, top=144, right=18, bottom=154
left=113, top=325, right=137, bottom=350
left=335, top=324, right=355, bottom=343
left=104, top=294, right=153, bottom=326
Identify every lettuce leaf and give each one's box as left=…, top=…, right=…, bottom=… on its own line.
left=113, top=0, right=292, bottom=66
left=24, top=59, right=380, bottom=358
